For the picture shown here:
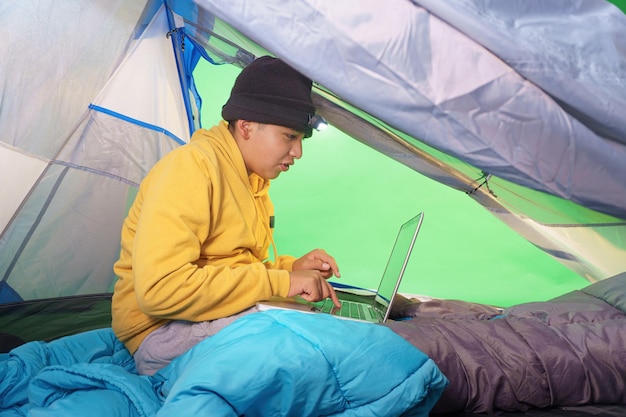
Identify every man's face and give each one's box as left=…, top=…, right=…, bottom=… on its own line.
left=243, top=122, right=305, bottom=180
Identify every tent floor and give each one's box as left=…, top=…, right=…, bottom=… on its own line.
left=1, top=296, right=624, bottom=416
left=0, top=294, right=112, bottom=348
left=440, top=405, right=626, bottom=416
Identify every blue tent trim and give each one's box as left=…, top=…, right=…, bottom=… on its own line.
left=165, top=5, right=197, bottom=136
left=0, top=281, right=23, bottom=304
left=88, top=104, right=186, bottom=146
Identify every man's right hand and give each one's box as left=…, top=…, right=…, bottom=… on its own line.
left=288, top=270, right=341, bottom=308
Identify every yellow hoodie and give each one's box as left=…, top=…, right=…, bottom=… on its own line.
left=111, top=121, right=294, bottom=353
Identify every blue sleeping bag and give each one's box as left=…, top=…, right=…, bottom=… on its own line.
left=153, top=310, right=447, bottom=416
left=0, top=310, right=447, bottom=416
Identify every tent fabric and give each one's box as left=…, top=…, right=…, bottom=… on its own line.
left=1, top=2, right=625, bottom=415
left=1, top=0, right=625, bottom=303
left=415, top=0, right=626, bottom=147
left=188, top=0, right=626, bottom=283
left=0, top=0, right=186, bottom=302
left=195, top=0, right=626, bottom=219
left=0, top=0, right=625, bottom=334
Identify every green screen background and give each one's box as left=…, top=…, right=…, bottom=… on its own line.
left=195, top=61, right=589, bottom=307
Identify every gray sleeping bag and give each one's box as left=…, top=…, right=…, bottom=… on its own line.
left=385, top=272, right=626, bottom=414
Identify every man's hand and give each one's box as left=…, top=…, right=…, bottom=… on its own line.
left=288, top=270, right=341, bottom=308
left=292, top=249, right=341, bottom=279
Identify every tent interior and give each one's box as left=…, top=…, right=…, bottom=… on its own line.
left=1, top=0, right=626, bottom=416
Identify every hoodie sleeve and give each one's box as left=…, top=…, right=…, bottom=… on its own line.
left=265, top=255, right=296, bottom=272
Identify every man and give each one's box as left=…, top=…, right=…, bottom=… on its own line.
left=111, top=56, right=341, bottom=375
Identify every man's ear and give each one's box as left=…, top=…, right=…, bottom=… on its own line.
left=237, top=120, right=254, bottom=140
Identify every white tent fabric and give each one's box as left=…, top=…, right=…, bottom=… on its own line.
left=0, top=0, right=185, bottom=301
left=1, top=0, right=625, bottom=302
left=91, top=6, right=190, bottom=148
left=0, top=146, right=47, bottom=232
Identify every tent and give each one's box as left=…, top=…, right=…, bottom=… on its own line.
left=1, top=0, right=626, bottom=415
left=2, top=0, right=625, bottom=308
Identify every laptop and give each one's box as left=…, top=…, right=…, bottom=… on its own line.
left=256, top=212, right=424, bottom=323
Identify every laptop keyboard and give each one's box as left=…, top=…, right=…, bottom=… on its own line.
left=316, top=299, right=369, bottom=320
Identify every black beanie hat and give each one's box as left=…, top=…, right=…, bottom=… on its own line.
left=222, top=56, right=316, bottom=137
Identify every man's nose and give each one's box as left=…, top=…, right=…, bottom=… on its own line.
left=290, top=139, right=303, bottom=159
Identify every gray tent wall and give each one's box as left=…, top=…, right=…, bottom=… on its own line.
left=1, top=0, right=625, bottom=304
left=186, top=0, right=626, bottom=281
left=193, top=0, right=626, bottom=215
left=0, top=0, right=189, bottom=302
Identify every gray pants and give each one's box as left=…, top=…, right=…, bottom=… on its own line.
left=134, top=306, right=258, bottom=375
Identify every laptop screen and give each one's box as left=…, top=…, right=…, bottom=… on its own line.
left=373, top=212, right=424, bottom=320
